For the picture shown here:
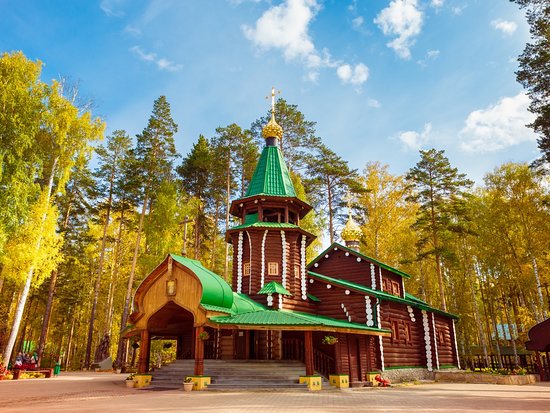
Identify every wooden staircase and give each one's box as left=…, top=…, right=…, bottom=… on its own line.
left=147, top=359, right=327, bottom=390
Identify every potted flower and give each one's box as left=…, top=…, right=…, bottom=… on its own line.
left=125, top=373, right=136, bottom=388
left=322, top=335, right=338, bottom=345
left=183, top=377, right=194, bottom=392
left=198, top=331, right=210, bottom=341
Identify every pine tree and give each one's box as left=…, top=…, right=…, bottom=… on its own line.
left=115, top=96, right=178, bottom=368
left=406, top=149, right=473, bottom=311
left=511, top=0, right=550, bottom=168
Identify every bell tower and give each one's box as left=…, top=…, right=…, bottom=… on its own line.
left=226, top=88, right=316, bottom=311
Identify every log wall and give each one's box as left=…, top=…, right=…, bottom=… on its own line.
left=434, top=314, right=456, bottom=366
left=380, top=301, right=425, bottom=368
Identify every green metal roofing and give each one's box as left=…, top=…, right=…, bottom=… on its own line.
left=245, top=145, right=296, bottom=198
left=229, top=222, right=301, bottom=231
left=170, top=254, right=233, bottom=309
left=307, top=293, right=320, bottom=302
left=308, top=270, right=459, bottom=320
left=258, top=281, right=291, bottom=296
left=231, top=292, right=267, bottom=314
left=312, top=243, right=411, bottom=279
left=209, top=308, right=390, bottom=334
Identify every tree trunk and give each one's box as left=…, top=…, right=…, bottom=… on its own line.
left=115, top=193, right=148, bottom=368
left=84, top=172, right=115, bottom=368
left=470, top=279, right=489, bottom=367
left=224, top=159, right=232, bottom=280
left=64, top=311, right=77, bottom=370
left=327, top=178, right=334, bottom=244
left=37, top=270, right=58, bottom=367
left=2, top=158, right=58, bottom=367
left=502, top=295, right=519, bottom=367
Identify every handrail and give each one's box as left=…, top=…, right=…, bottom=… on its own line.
left=281, top=338, right=335, bottom=378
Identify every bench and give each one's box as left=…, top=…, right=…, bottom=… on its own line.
left=13, top=368, right=53, bottom=379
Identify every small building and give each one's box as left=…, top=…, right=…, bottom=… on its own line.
left=126, top=95, right=460, bottom=386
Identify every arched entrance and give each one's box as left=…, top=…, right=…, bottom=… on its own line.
left=148, top=301, right=195, bottom=361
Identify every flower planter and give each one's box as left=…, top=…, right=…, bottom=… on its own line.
left=126, top=380, right=135, bottom=388
left=183, top=382, right=194, bottom=392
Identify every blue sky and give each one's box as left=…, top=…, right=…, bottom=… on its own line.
left=0, top=0, right=537, bottom=184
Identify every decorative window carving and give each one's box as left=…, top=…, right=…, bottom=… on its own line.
left=437, top=330, right=445, bottom=346
left=268, top=262, right=279, bottom=276
left=382, top=279, right=389, bottom=292
left=243, top=262, right=251, bottom=276
left=294, top=264, right=300, bottom=278
left=391, top=281, right=401, bottom=296
left=403, top=320, right=412, bottom=344
left=390, top=319, right=400, bottom=343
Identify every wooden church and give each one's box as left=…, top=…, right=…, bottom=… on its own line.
left=126, top=92, right=460, bottom=389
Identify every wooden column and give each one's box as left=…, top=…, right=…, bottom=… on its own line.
left=304, top=330, right=314, bottom=376
left=194, top=326, right=205, bottom=376
left=138, top=329, right=150, bottom=373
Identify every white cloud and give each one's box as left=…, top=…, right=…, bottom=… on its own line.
left=100, top=0, right=126, bottom=17
left=243, top=0, right=368, bottom=86
left=451, top=5, right=465, bottom=15
left=459, top=93, right=536, bottom=153
left=491, top=19, right=517, bottom=36
left=336, top=63, right=369, bottom=86
left=352, top=16, right=364, bottom=29
left=124, top=25, right=141, bottom=37
left=417, top=49, right=440, bottom=66
left=242, top=0, right=321, bottom=65
left=368, top=98, right=381, bottom=108
left=130, top=46, right=183, bottom=72
left=430, top=0, right=444, bottom=8
left=399, top=123, right=431, bottom=150
left=374, top=0, right=423, bottom=59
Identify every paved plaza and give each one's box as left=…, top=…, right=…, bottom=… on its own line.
left=0, top=372, right=549, bottom=412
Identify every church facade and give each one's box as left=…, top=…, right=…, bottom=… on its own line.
left=126, top=96, right=460, bottom=387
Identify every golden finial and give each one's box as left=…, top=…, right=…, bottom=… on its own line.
left=262, top=86, right=283, bottom=140
left=341, top=192, right=361, bottom=243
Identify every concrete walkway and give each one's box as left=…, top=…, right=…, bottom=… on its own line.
left=0, top=371, right=549, bottom=412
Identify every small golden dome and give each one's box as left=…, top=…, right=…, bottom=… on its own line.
left=341, top=216, right=361, bottom=242
left=262, top=113, right=283, bottom=140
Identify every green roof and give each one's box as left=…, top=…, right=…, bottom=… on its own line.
left=308, top=271, right=459, bottom=320
left=209, top=308, right=390, bottom=334
left=245, top=145, right=296, bottom=197
left=258, top=281, right=291, bottom=296
left=229, top=222, right=301, bottom=231
left=311, top=243, right=411, bottom=279
left=170, top=254, right=233, bottom=309
left=201, top=293, right=267, bottom=315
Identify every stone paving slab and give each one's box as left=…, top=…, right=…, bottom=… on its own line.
left=0, top=371, right=549, bottom=412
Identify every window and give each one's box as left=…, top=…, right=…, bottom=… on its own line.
left=390, top=319, right=399, bottom=343
left=294, top=265, right=300, bottom=278
left=382, top=279, right=389, bottom=292
left=403, top=321, right=412, bottom=344
left=268, top=262, right=279, bottom=276
left=243, top=262, right=251, bottom=276
left=391, top=281, right=401, bottom=296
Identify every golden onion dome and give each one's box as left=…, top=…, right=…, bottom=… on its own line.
left=341, top=216, right=361, bottom=242
left=262, top=113, right=283, bottom=140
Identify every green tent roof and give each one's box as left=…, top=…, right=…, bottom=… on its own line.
left=170, top=254, right=233, bottom=309
left=258, top=281, right=291, bottom=296
left=245, top=145, right=296, bottom=197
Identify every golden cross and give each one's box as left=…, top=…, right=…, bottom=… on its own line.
left=266, top=86, right=280, bottom=115
left=344, top=191, right=353, bottom=219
